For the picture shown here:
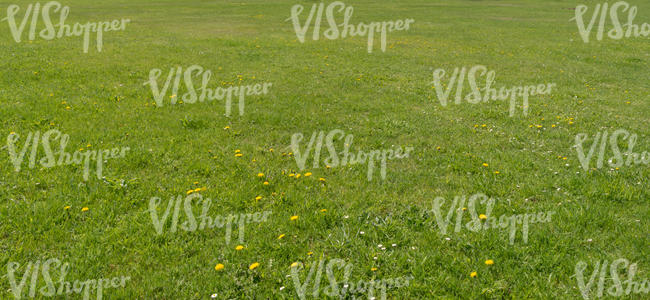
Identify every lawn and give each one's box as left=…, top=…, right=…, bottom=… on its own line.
left=0, top=0, right=649, bottom=299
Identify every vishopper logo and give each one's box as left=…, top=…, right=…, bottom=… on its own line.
left=148, top=193, right=272, bottom=245
left=5, top=130, right=129, bottom=181
left=287, top=1, right=414, bottom=53
left=290, top=129, right=413, bottom=181
left=572, top=1, right=650, bottom=43
left=431, top=65, right=556, bottom=117
left=574, top=129, right=649, bottom=171
left=2, top=1, right=130, bottom=53
left=427, top=193, right=555, bottom=245
left=290, top=258, right=412, bottom=300
left=143, top=65, right=273, bottom=116
left=575, top=258, right=649, bottom=299
left=6, top=258, right=130, bottom=300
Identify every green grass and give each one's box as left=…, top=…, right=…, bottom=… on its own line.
left=1, top=0, right=649, bottom=298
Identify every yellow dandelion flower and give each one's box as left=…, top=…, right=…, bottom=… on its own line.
left=304, top=172, right=312, bottom=177
left=482, top=163, right=489, bottom=167
left=224, top=126, right=230, bottom=130
left=214, top=263, right=225, bottom=271
left=257, top=173, right=264, bottom=177
left=290, top=216, right=299, bottom=221
left=64, top=206, right=71, bottom=210
left=290, top=262, right=299, bottom=268
left=320, top=209, right=327, bottom=213
left=81, top=207, right=89, bottom=212
left=551, top=124, right=556, bottom=128
left=436, top=146, right=441, bottom=150
left=326, top=165, right=331, bottom=169
left=319, top=178, right=326, bottom=182
left=235, top=153, right=243, bottom=157
left=371, top=267, right=377, bottom=271
left=193, top=181, right=199, bottom=185
left=462, top=207, right=467, bottom=211
left=255, top=196, right=262, bottom=201
left=307, top=252, right=313, bottom=256
left=289, top=173, right=295, bottom=177
left=485, top=259, right=494, bottom=265
left=474, top=124, right=479, bottom=128
left=186, top=189, right=194, bottom=195
left=235, top=245, right=244, bottom=251
left=470, top=271, right=477, bottom=278
left=295, top=174, right=301, bottom=178
left=249, top=262, right=259, bottom=270
left=479, top=214, right=487, bottom=220
left=263, top=181, right=269, bottom=185
left=481, top=124, right=487, bottom=128
left=235, top=149, right=241, bottom=153
left=269, top=148, right=274, bottom=152
left=277, top=234, right=285, bottom=240
left=494, top=171, right=500, bottom=174
left=65, top=106, right=71, bottom=110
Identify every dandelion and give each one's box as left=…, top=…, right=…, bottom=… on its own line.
left=482, top=163, right=488, bottom=167
left=479, top=214, right=487, bottom=220
left=295, top=174, right=301, bottom=179
left=470, top=271, right=477, bottom=278
left=326, top=165, right=331, bottom=169
left=235, top=149, right=241, bottom=153
left=263, top=181, right=269, bottom=185
left=257, top=173, right=264, bottom=177
left=277, top=234, right=285, bottom=240
left=289, top=173, right=295, bottom=177
left=81, top=207, right=89, bottom=212
left=485, top=259, right=494, bottom=265
left=319, top=178, right=326, bottom=182
left=235, top=245, right=244, bottom=251
left=290, top=216, right=299, bottom=221
left=481, top=124, right=487, bottom=128
left=307, top=252, right=313, bottom=256
left=269, top=148, right=274, bottom=152
left=64, top=206, right=71, bottom=210
left=235, top=153, right=243, bottom=157
left=304, top=172, right=312, bottom=177
left=371, top=267, right=377, bottom=271
left=320, top=209, right=327, bottom=213
left=436, top=146, right=441, bottom=150
left=249, top=262, right=259, bottom=270
left=214, top=264, right=224, bottom=271
left=255, top=196, right=262, bottom=201
left=494, top=171, right=500, bottom=174
left=290, top=262, right=299, bottom=268
left=224, top=126, right=230, bottom=130
left=462, top=207, right=467, bottom=211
